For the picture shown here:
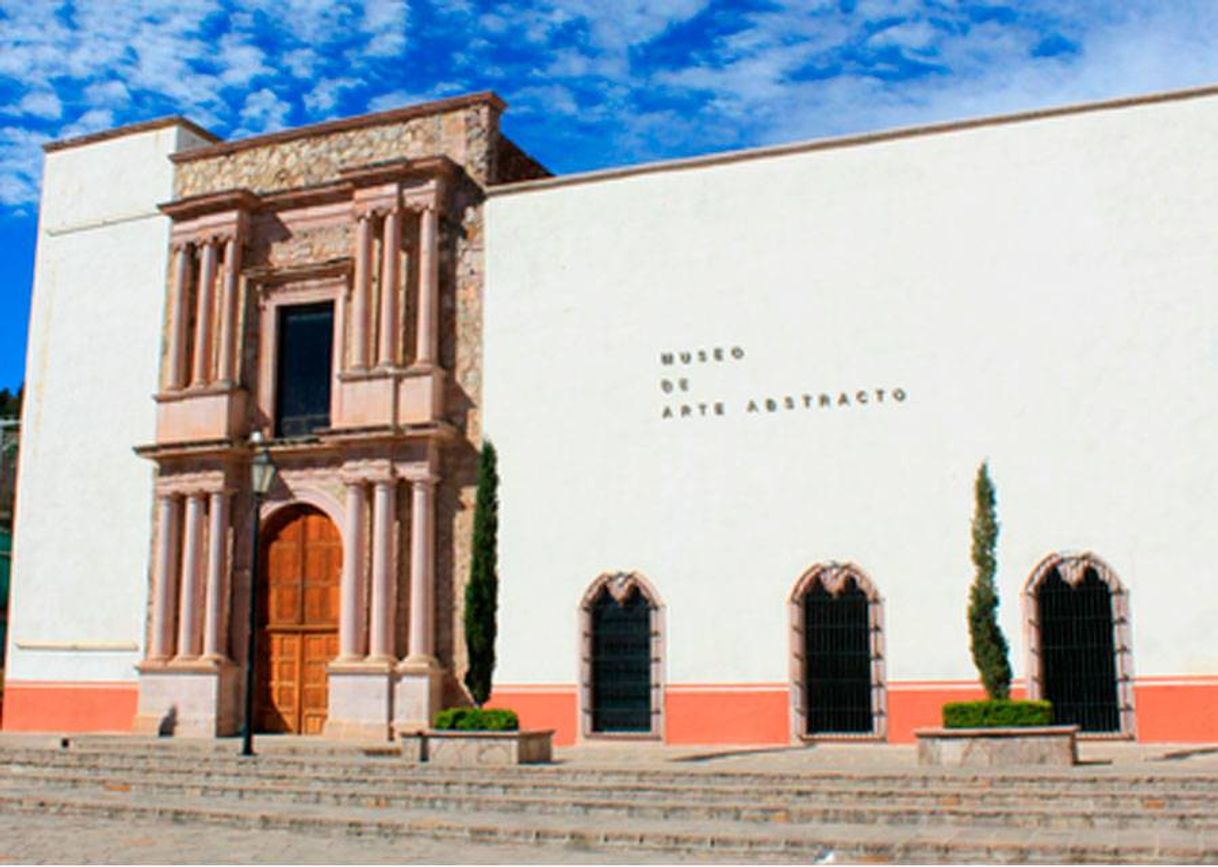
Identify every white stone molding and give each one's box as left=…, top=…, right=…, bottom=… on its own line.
left=787, top=562, right=887, bottom=741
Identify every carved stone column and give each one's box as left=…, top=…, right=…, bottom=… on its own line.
left=166, top=244, right=192, bottom=391
left=406, top=477, right=437, bottom=662
left=175, top=492, right=206, bottom=659
left=201, top=491, right=229, bottom=660
left=351, top=214, right=373, bottom=370
left=148, top=494, right=181, bottom=661
left=378, top=208, right=401, bottom=368
left=191, top=239, right=217, bottom=386
left=414, top=204, right=439, bottom=369
left=395, top=474, right=441, bottom=732
left=215, top=236, right=239, bottom=385
left=368, top=478, right=396, bottom=662
left=339, top=482, right=368, bottom=660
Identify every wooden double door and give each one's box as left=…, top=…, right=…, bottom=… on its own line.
left=256, top=505, right=340, bottom=735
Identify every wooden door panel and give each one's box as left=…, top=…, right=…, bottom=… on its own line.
left=258, top=506, right=341, bottom=735
left=267, top=633, right=301, bottom=733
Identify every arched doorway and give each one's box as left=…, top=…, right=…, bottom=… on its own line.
left=579, top=572, right=664, bottom=738
left=257, top=504, right=340, bottom=734
left=789, top=563, right=886, bottom=739
left=1024, top=553, right=1134, bottom=735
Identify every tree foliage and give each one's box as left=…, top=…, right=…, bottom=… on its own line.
left=968, top=461, right=1012, bottom=700
left=0, top=385, right=22, bottom=419
left=464, top=440, right=500, bottom=706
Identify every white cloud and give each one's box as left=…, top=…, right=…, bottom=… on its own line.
left=238, top=87, right=291, bottom=132
left=2, top=0, right=1218, bottom=212
left=57, top=107, right=115, bottom=139
left=17, top=92, right=63, bottom=120
left=0, top=126, right=51, bottom=207
left=367, top=88, right=436, bottom=112
left=216, top=31, right=272, bottom=86
left=362, top=0, right=409, bottom=57
left=304, top=77, right=359, bottom=113
left=82, top=79, right=132, bottom=108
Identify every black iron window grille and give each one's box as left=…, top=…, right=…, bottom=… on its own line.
left=1038, top=566, right=1120, bottom=733
left=804, top=576, right=873, bottom=735
left=590, top=588, right=652, bottom=732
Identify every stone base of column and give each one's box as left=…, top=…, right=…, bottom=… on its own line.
left=133, top=659, right=239, bottom=737
left=323, top=660, right=396, bottom=740
left=393, top=656, right=444, bottom=733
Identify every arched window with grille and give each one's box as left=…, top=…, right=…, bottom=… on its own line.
left=789, top=563, right=886, bottom=739
left=1023, top=553, right=1135, bottom=736
left=579, top=572, right=664, bottom=738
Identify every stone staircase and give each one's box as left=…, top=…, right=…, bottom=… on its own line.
left=1, top=740, right=1216, bottom=862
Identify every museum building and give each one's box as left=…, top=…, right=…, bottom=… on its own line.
left=5, top=84, right=1218, bottom=745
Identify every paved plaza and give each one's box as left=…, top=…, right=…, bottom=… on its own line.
left=2, top=736, right=1218, bottom=863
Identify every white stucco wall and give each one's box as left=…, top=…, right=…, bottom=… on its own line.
left=7, top=124, right=209, bottom=683
left=485, top=92, right=1218, bottom=688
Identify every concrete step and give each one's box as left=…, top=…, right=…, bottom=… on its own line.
left=12, top=756, right=1218, bottom=814
left=7, top=745, right=1218, bottom=810
left=5, top=763, right=1218, bottom=833
left=0, top=784, right=1210, bottom=863
left=9, top=743, right=1218, bottom=794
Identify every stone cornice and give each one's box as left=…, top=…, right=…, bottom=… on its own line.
left=169, top=92, right=506, bottom=164
left=339, top=155, right=460, bottom=188
left=159, top=189, right=261, bottom=221
left=244, top=257, right=353, bottom=286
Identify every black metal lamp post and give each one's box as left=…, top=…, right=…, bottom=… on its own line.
left=241, top=430, right=276, bottom=757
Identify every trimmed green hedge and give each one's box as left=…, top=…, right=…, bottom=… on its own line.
left=433, top=708, right=519, bottom=732
left=942, top=699, right=1052, bottom=728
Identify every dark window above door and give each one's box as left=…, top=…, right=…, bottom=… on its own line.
left=275, top=302, right=333, bottom=438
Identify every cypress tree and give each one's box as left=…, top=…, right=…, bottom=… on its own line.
left=464, top=440, right=499, bottom=707
left=968, top=461, right=1012, bottom=700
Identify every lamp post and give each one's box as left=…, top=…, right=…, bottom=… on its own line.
left=241, top=430, right=277, bottom=757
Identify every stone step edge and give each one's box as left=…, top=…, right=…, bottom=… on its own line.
left=8, top=756, right=1218, bottom=807
left=6, top=747, right=1217, bottom=791
left=11, top=760, right=1218, bottom=810
left=5, top=770, right=1217, bottom=831
left=0, top=789, right=1205, bottom=863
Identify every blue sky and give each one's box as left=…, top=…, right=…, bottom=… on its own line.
left=3, top=0, right=1218, bottom=393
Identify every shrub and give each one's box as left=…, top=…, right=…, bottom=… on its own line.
left=942, top=699, right=1052, bottom=729
left=433, top=707, right=519, bottom=732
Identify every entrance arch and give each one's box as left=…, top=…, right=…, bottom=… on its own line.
left=1023, top=552, right=1134, bottom=736
left=579, top=572, right=665, bottom=738
left=256, top=504, right=341, bottom=734
left=789, top=563, right=886, bottom=739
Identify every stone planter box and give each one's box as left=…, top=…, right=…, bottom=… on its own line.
left=397, top=728, right=554, bottom=765
left=915, top=725, right=1080, bottom=767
